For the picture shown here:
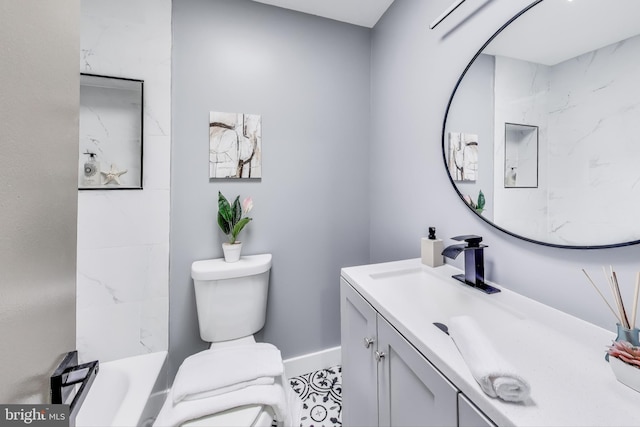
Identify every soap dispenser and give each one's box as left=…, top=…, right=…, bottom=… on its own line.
left=421, top=227, right=444, bottom=268
left=81, top=151, right=100, bottom=187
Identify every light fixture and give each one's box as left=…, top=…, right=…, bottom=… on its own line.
left=430, top=0, right=466, bottom=29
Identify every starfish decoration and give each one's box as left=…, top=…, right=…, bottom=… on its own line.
left=100, top=164, right=128, bottom=185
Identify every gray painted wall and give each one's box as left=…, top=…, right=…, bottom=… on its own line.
left=170, top=0, right=371, bottom=377
left=445, top=53, right=495, bottom=221
left=370, top=0, right=640, bottom=331
left=0, top=0, right=79, bottom=403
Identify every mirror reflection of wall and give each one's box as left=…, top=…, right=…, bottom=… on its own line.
left=504, top=123, right=538, bottom=188
left=444, top=0, right=640, bottom=247
left=445, top=53, right=495, bottom=221
left=448, top=132, right=478, bottom=182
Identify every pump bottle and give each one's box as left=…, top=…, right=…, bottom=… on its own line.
left=421, top=226, right=444, bottom=268
left=82, top=152, right=100, bottom=187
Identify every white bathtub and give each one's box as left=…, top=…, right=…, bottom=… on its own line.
left=76, top=351, right=167, bottom=427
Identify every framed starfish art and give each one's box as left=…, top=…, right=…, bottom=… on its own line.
left=78, top=73, right=143, bottom=190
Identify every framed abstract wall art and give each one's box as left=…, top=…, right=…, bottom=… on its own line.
left=448, top=131, right=478, bottom=182
left=209, top=112, right=262, bottom=179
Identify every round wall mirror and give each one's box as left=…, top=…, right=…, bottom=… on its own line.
left=443, top=0, right=640, bottom=248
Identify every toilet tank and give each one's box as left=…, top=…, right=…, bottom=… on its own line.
left=191, top=254, right=272, bottom=343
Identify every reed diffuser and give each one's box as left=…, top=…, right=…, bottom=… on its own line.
left=583, top=267, right=640, bottom=392
left=582, top=267, right=640, bottom=334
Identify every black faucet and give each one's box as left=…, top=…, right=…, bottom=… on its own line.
left=442, top=235, right=500, bottom=294
left=51, top=350, right=99, bottom=427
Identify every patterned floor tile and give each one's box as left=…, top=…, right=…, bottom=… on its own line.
left=289, top=365, right=342, bottom=427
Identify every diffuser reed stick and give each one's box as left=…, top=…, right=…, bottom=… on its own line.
left=612, top=270, right=631, bottom=329
left=603, top=266, right=630, bottom=329
left=632, top=272, right=640, bottom=329
left=604, top=266, right=618, bottom=315
left=584, top=267, right=640, bottom=329
left=582, top=269, right=622, bottom=324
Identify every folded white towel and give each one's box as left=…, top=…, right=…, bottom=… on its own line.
left=449, top=315, right=531, bottom=402
left=153, top=374, right=302, bottom=427
left=182, top=376, right=275, bottom=402
left=172, top=343, right=283, bottom=403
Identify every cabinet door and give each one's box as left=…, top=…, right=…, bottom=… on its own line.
left=458, top=394, right=497, bottom=427
left=340, top=279, right=379, bottom=427
left=377, top=316, right=458, bottom=427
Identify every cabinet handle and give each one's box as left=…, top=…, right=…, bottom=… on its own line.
left=375, top=350, right=386, bottom=362
left=363, top=337, right=376, bottom=348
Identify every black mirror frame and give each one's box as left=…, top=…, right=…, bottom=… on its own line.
left=441, top=0, right=640, bottom=250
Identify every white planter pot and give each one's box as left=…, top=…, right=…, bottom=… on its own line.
left=610, top=356, right=640, bottom=393
left=222, top=242, right=242, bottom=263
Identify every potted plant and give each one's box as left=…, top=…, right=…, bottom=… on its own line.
left=464, top=190, right=486, bottom=215
left=217, top=191, right=253, bottom=262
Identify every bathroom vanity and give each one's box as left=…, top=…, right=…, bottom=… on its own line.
left=340, top=259, right=640, bottom=426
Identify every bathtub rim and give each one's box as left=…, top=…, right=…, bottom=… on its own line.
left=76, top=350, right=168, bottom=427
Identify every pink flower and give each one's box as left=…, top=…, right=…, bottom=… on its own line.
left=242, top=197, right=253, bottom=214
left=608, top=340, right=640, bottom=368
left=463, top=194, right=475, bottom=208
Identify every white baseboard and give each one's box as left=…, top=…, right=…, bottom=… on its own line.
left=283, top=346, right=341, bottom=378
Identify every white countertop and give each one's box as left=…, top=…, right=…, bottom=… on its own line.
left=341, top=259, right=640, bottom=427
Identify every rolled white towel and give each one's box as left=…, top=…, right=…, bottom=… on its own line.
left=173, top=343, right=283, bottom=403
left=448, top=315, right=531, bottom=402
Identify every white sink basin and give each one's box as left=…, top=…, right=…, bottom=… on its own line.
left=366, top=263, right=526, bottom=333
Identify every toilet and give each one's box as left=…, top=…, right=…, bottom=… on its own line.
left=168, top=253, right=279, bottom=427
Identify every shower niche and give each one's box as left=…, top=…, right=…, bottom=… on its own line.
left=504, top=123, right=538, bottom=188
left=79, top=73, right=143, bottom=190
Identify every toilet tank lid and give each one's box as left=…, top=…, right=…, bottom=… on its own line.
left=191, top=254, right=272, bottom=281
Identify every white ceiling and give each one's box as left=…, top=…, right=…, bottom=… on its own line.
left=250, top=1, right=640, bottom=65
left=484, top=0, right=640, bottom=66
left=252, top=0, right=395, bottom=28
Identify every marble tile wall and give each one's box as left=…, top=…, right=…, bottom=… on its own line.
left=546, top=34, right=640, bottom=245
left=494, top=56, right=550, bottom=242
left=494, top=34, right=640, bottom=245
left=76, top=0, right=171, bottom=363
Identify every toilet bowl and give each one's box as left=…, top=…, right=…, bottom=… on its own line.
left=160, top=254, right=280, bottom=426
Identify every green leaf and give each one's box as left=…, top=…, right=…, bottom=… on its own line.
left=217, top=192, right=232, bottom=234
left=477, top=190, right=486, bottom=211
left=231, top=196, right=242, bottom=227
left=231, top=217, right=252, bottom=241
left=217, top=212, right=231, bottom=235
left=218, top=192, right=232, bottom=222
